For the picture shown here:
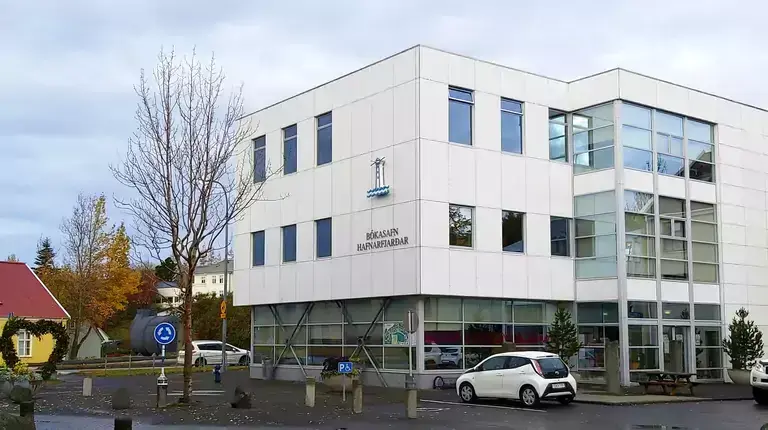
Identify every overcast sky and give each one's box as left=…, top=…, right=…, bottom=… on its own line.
left=2, top=0, right=767, bottom=264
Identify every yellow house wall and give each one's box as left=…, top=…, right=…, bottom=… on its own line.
left=0, top=318, right=67, bottom=366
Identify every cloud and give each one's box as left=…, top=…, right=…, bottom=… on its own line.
left=2, top=0, right=766, bottom=263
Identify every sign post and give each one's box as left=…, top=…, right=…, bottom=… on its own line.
left=153, top=322, right=176, bottom=408
left=338, top=361, right=353, bottom=403
left=404, top=309, right=419, bottom=380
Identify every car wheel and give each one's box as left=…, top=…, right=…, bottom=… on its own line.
left=557, top=396, right=574, bottom=405
left=238, top=356, right=250, bottom=366
left=754, top=387, right=768, bottom=405
left=195, top=357, right=207, bottom=367
left=519, top=385, right=540, bottom=408
left=459, top=382, right=477, bottom=403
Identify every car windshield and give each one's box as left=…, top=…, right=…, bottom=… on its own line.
left=536, top=357, right=568, bottom=372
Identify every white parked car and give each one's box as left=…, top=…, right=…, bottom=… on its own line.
left=751, top=358, right=768, bottom=405
left=456, top=351, right=577, bottom=407
left=177, top=340, right=251, bottom=367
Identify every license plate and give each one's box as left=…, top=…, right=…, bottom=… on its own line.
left=552, top=383, right=566, bottom=389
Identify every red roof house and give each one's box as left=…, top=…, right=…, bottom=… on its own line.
left=0, top=261, right=69, bottom=319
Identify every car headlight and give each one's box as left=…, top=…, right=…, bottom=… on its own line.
left=755, top=362, right=765, bottom=373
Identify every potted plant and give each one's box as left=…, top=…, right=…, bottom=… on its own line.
left=320, top=356, right=361, bottom=392
left=545, top=308, right=583, bottom=380
left=723, top=307, right=764, bottom=385
left=0, top=365, right=11, bottom=396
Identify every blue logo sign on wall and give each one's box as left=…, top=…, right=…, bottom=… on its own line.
left=366, top=157, right=390, bottom=198
left=337, top=361, right=353, bottom=374
left=154, top=322, right=176, bottom=345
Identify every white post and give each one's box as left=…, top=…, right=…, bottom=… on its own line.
left=160, top=344, right=166, bottom=379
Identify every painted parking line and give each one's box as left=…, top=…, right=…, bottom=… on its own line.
left=166, top=390, right=226, bottom=396
left=421, top=399, right=547, bottom=413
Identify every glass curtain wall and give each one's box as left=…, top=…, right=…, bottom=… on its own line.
left=576, top=302, right=619, bottom=379
left=424, top=298, right=559, bottom=370
left=574, top=191, right=617, bottom=278
left=573, top=104, right=615, bottom=173
left=252, top=298, right=416, bottom=371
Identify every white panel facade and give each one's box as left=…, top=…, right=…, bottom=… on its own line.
left=235, top=45, right=768, bottom=384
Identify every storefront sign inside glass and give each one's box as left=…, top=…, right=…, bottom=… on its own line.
left=356, top=228, right=409, bottom=252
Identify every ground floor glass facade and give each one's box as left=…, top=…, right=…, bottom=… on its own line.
left=251, top=296, right=725, bottom=384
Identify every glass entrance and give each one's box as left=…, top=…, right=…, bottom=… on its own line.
left=662, top=326, right=689, bottom=373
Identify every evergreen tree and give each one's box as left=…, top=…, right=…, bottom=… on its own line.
left=546, top=308, right=582, bottom=364
left=154, top=257, right=178, bottom=282
left=34, top=237, right=56, bottom=271
left=4, top=254, right=18, bottom=262
left=723, top=307, right=764, bottom=370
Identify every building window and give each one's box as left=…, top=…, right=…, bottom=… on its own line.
left=691, top=202, right=718, bottom=283
left=315, top=218, right=332, bottom=258
left=576, top=302, right=619, bottom=375
left=659, top=197, right=687, bottom=280
left=574, top=191, right=617, bottom=278
left=253, top=135, right=266, bottom=182
left=501, top=98, right=523, bottom=154
left=549, top=110, right=568, bottom=162
left=628, top=325, right=659, bottom=371
left=501, top=211, right=524, bottom=252
left=628, top=301, right=657, bottom=319
left=219, top=275, right=224, bottom=284
left=550, top=217, right=570, bottom=257
left=201, top=277, right=206, bottom=284
left=283, top=124, right=297, bottom=175
left=624, top=190, right=655, bottom=278
left=694, top=304, right=720, bottom=321
left=695, top=326, right=723, bottom=379
left=573, top=103, right=614, bottom=173
left=316, top=112, right=332, bottom=166
left=282, top=224, right=297, bottom=263
left=449, top=205, right=473, bottom=247
left=655, top=111, right=685, bottom=177
left=212, top=276, right=217, bottom=284
left=662, top=302, right=690, bottom=319
left=252, top=231, right=265, bottom=266
left=448, top=87, right=473, bottom=145
left=622, top=104, right=653, bottom=172
left=17, top=330, right=31, bottom=357
left=687, top=119, right=714, bottom=182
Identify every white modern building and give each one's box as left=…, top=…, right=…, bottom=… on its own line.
left=233, top=45, right=768, bottom=388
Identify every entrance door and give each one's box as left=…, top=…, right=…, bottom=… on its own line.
left=662, top=326, right=689, bottom=373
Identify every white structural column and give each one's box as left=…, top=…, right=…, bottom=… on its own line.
left=614, top=100, right=631, bottom=386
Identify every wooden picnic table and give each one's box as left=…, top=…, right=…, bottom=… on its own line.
left=636, top=370, right=699, bottom=396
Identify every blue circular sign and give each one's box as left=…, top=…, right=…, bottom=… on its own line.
left=154, top=322, right=176, bottom=345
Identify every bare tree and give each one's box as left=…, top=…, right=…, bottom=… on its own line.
left=111, top=49, right=272, bottom=402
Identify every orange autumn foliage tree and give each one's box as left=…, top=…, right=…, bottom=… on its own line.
left=45, top=194, right=141, bottom=358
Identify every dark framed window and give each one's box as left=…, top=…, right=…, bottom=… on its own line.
left=316, top=218, right=332, bottom=258
left=502, top=211, right=524, bottom=252
left=282, top=224, right=297, bottom=263
left=550, top=217, right=570, bottom=257
left=317, top=112, right=332, bottom=165
left=253, top=135, right=266, bottom=182
left=283, top=124, right=297, bottom=174
left=449, top=205, right=473, bottom=247
left=449, top=87, right=473, bottom=145
left=549, top=110, right=568, bottom=162
left=252, top=231, right=265, bottom=266
left=501, top=98, right=523, bottom=154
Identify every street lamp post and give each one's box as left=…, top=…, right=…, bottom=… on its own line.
left=210, top=180, right=230, bottom=371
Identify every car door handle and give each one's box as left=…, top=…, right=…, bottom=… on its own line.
left=495, top=373, right=503, bottom=376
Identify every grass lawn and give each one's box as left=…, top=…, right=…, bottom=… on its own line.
left=80, top=365, right=248, bottom=378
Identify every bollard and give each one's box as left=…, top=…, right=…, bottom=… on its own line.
left=351, top=379, right=362, bottom=414
left=83, top=376, right=93, bottom=397
left=405, top=376, right=417, bottom=419
left=305, top=376, right=316, bottom=407
left=19, top=401, right=34, bottom=418
left=213, top=364, right=222, bottom=384
left=114, top=416, right=133, bottom=430
left=156, top=374, right=168, bottom=408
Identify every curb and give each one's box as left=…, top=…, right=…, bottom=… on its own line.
left=573, top=396, right=753, bottom=406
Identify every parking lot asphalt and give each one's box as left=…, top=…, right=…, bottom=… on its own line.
left=7, top=371, right=768, bottom=429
